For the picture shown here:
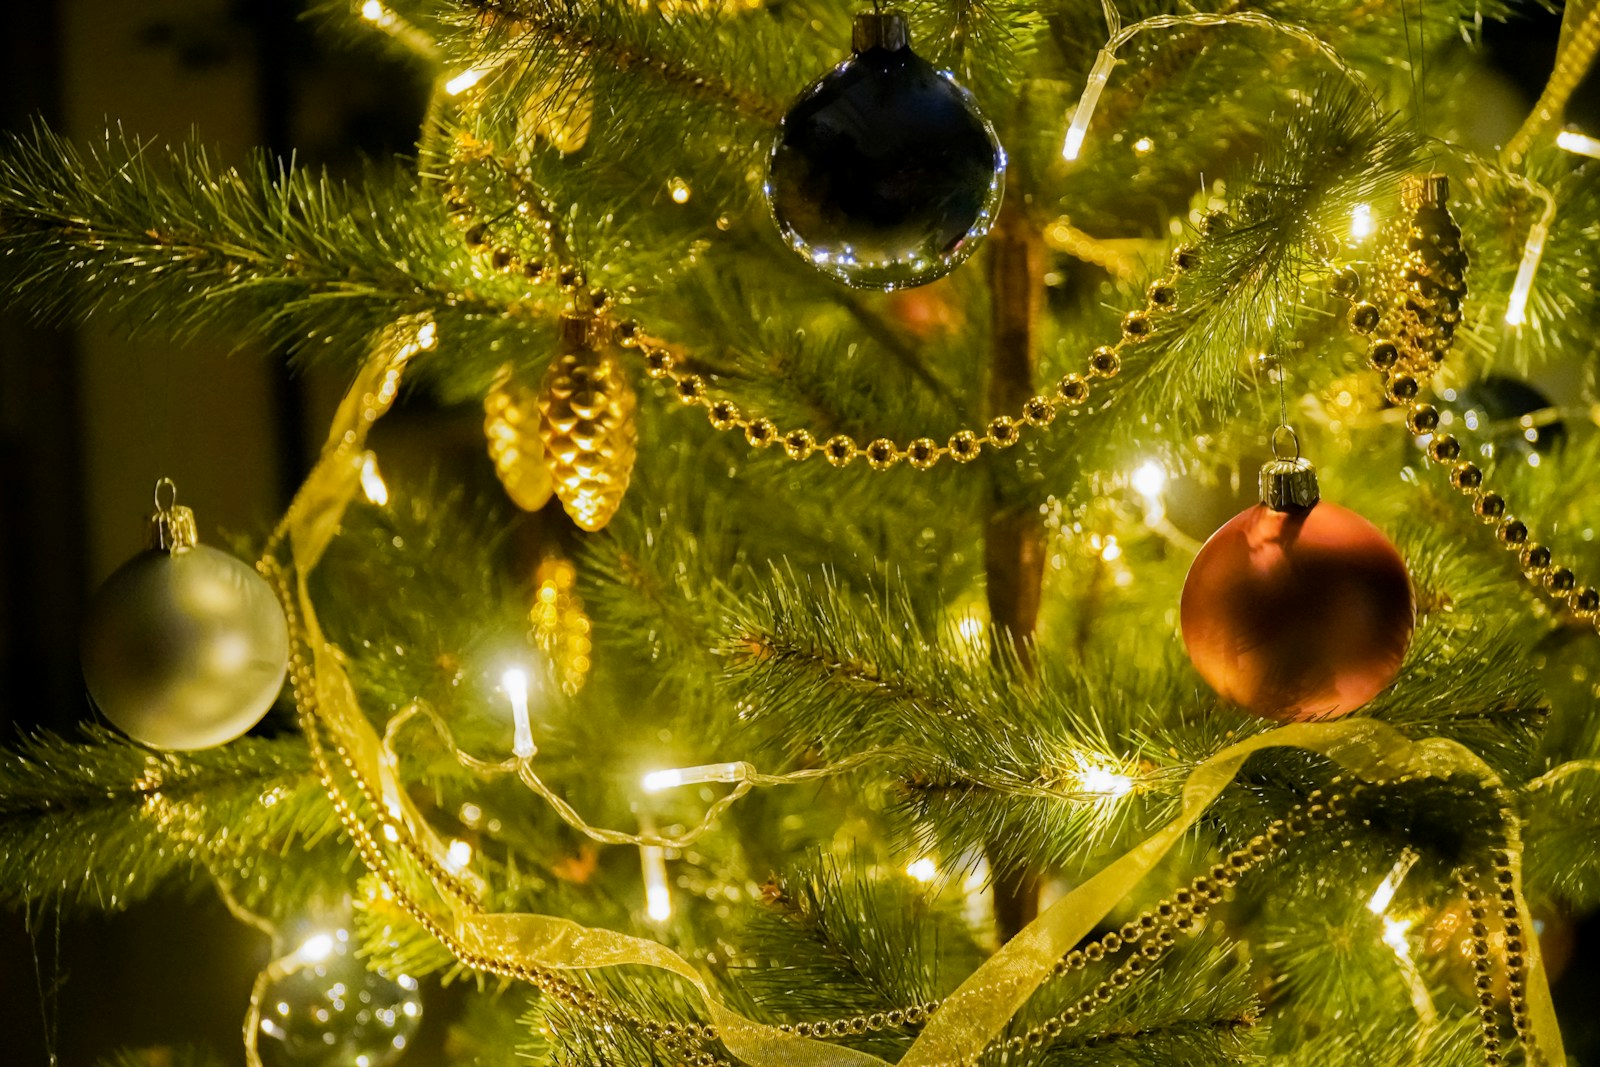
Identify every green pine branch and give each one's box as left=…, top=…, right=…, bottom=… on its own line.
left=0, top=124, right=551, bottom=389
left=0, top=728, right=343, bottom=915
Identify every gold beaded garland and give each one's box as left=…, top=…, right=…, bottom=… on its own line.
left=1328, top=173, right=1600, bottom=636
left=602, top=235, right=1206, bottom=472
left=442, top=136, right=1203, bottom=476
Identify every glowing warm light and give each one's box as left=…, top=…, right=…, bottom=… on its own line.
left=445, top=68, right=487, bottom=96
left=642, top=769, right=685, bottom=793
left=1367, top=849, right=1419, bottom=915
left=446, top=839, right=473, bottom=871
left=1131, top=460, right=1167, bottom=501
left=1382, top=916, right=1414, bottom=955
left=1062, top=50, right=1117, bottom=161
left=1099, top=536, right=1122, bottom=562
left=1076, top=764, right=1135, bottom=797
left=1058, top=750, right=1139, bottom=802
left=415, top=320, right=438, bottom=349
left=1132, top=136, right=1154, bottom=155
left=956, top=614, right=986, bottom=642
left=296, top=933, right=335, bottom=965
left=1349, top=203, right=1374, bottom=241
left=360, top=452, right=389, bottom=506
left=360, top=0, right=393, bottom=24
left=668, top=178, right=691, bottom=204
left=503, top=668, right=536, bottom=758
left=1557, top=129, right=1600, bottom=158
left=1505, top=221, right=1549, bottom=326
left=642, top=845, right=671, bottom=921
left=1062, top=126, right=1088, bottom=161
left=642, top=761, right=747, bottom=792
left=905, top=857, right=939, bottom=883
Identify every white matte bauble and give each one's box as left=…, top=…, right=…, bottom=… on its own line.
left=81, top=491, right=289, bottom=750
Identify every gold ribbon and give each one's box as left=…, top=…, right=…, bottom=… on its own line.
left=1504, top=0, right=1600, bottom=165
left=272, top=323, right=1566, bottom=1067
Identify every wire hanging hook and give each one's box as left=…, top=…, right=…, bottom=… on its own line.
left=153, top=477, right=178, bottom=513
left=1270, top=423, right=1302, bottom=463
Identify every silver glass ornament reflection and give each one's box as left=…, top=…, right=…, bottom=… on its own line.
left=257, top=927, right=422, bottom=1067
left=80, top=479, right=289, bottom=749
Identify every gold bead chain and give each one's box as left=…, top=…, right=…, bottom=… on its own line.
left=441, top=142, right=1208, bottom=472
left=1330, top=265, right=1600, bottom=635
left=606, top=293, right=1158, bottom=471
left=1457, top=849, right=1544, bottom=1067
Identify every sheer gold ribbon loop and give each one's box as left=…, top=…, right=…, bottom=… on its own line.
left=272, top=318, right=1565, bottom=1067
left=901, top=723, right=1563, bottom=1066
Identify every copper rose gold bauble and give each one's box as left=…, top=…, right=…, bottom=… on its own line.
left=1180, top=500, right=1414, bottom=721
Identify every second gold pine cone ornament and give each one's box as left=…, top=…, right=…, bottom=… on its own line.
left=484, top=364, right=555, bottom=512
left=1350, top=173, right=1468, bottom=378
left=537, top=314, right=637, bottom=531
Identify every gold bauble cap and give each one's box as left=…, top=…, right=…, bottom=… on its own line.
left=146, top=479, right=198, bottom=552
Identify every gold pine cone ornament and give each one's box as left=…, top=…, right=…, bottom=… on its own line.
left=1371, top=174, right=1468, bottom=376
left=537, top=314, right=637, bottom=531
left=484, top=364, right=555, bottom=512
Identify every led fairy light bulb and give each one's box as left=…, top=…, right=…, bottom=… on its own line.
left=641, top=762, right=749, bottom=792
left=641, top=845, right=672, bottom=921
left=1557, top=128, right=1600, bottom=157
left=1348, top=203, right=1374, bottom=241
left=503, top=667, right=536, bottom=758
left=1062, top=50, right=1118, bottom=161
left=445, top=68, right=487, bottom=96
left=1505, top=215, right=1551, bottom=327
left=359, top=452, right=388, bottom=506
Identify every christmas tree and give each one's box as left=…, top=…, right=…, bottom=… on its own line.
left=3, top=0, right=1600, bottom=1065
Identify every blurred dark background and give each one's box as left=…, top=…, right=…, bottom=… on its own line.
left=0, top=2, right=1594, bottom=1064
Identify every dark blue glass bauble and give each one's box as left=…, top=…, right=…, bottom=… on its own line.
left=1450, top=375, right=1566, bottom=460
left=765, top=14, right=1004, bottom=290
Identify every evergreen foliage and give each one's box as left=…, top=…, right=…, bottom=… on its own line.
left=2, top=0, right=1599, bottom=1063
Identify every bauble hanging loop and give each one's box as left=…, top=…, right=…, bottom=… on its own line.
left=765, top=10, right=1005, bottom=290
left=81, top=480, right=290, bottom=750
left=1180, top=448, right=1415, bottom=722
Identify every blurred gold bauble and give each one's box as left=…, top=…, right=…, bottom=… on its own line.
left=1424, top=896, right=1574, bottom=998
